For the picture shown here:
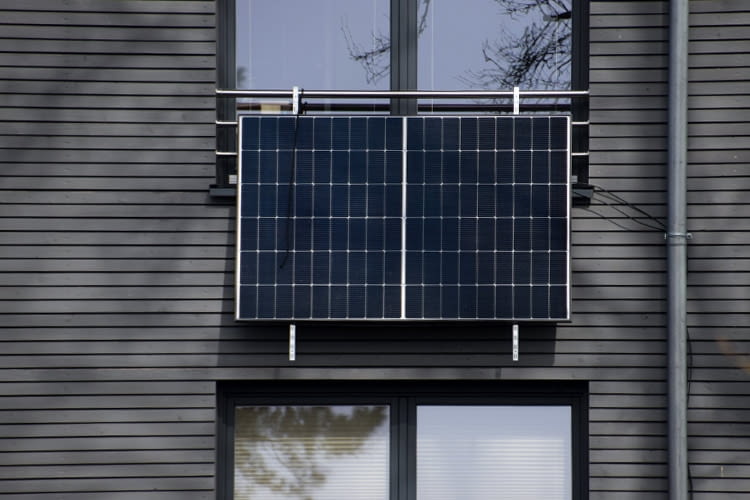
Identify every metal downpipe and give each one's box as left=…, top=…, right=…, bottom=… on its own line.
left=668, top=0, right=690, bottom=498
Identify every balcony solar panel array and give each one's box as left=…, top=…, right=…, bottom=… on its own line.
left=236, top=115, right=569, bottom=321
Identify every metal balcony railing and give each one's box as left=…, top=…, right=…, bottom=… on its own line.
left=212, top=88, right=590, bottom=202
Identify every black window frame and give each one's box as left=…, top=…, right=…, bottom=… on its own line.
left=217, top=380, right=589, bottom=500
left=213, top=0, right=589, bottom=195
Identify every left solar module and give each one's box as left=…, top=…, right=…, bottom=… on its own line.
left=236, top=116, right=405, bottom=320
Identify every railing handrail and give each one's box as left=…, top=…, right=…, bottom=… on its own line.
left=216, top=88, right=589, bottom=100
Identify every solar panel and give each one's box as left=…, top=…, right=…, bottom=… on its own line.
left=236, top=115, right=570, bottom=321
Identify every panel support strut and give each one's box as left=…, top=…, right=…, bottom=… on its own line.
left=512, top=324, right=519, bottom=361
left=289, top=323, right=296, bottom=361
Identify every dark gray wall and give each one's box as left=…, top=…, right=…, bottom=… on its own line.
left=684, top=1, right=750, bottom=498
left=0, top=0, right=748, bottom=498
left=0, top=1, right=219, bottom=499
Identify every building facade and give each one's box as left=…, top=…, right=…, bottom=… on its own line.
left=1, top=0, right=749, bottom=498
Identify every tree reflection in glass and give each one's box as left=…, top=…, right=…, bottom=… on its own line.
left=344, top=0, right=572, bottom=90
left=234, top=405, right=389, bottom=500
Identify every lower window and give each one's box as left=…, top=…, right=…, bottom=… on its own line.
left=218, top=382, right=588, bottom=500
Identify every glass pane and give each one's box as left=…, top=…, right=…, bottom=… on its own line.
left=234, top=405, right=390, bottom=500
left=418, top=0, right=572, bottom=90
left=235, top=0, right=390, bottom=90
left=417, top=405, right=572, bottom=500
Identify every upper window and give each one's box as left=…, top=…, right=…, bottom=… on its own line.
left=218, top=382, right=588, bottom=500
left=231, top=0, right=578, bottom=92
left=418, top=0, right=573, bottom=90
left=235, top=0, right=390, bottom=90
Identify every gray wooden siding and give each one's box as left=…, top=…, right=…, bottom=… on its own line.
left=685, top=1, right=750, bottom=499
left=0, top=0, right=748, bottom=498
left=588, top=3, right=669, bottom=494
left=0, top=1, right=219, bottom=498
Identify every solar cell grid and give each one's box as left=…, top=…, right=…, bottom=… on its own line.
left=237, top=115, right=569, bottom=321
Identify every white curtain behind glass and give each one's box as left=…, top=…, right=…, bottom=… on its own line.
left=417, top=405, right=572, bottom=500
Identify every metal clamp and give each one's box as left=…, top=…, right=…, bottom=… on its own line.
left=665, top=232, right=692, bottom=240
left=292, top=86, right=302, bottom=115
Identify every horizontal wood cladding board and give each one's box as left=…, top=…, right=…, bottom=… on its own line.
left=0, top=338, right=667, bottom=357
left=1, top=476, right=213, bottom=494
left=592, top=40, right=749, bottom=56
left=0, top=168, right=215, bottom=182
left=0, top=39, right=215, bottom=55
left=0, top=205, right=231, bottom=218
left=2, top=95, right=215, bottom=109
left=0, top=421, right=214, bottom=438
left=7, top=149, right=210, bottom=162
left=0, top=463, right=213, bottom=479
left=0, top=177, right=213, bottom=190
left=591, top=2, right=666, bottom=15
left=0, top=493, right=213, bottom=500
left=0, top=326, right=667, bottom=342
left=0, top=246, right=231, bottom=259
left=0, top=0, right=213, bottom=13
left=0, top=122, right=215, bottom=136
left=0, top=11, right=213, bottom=27
left=0, top=380, right=215, bottom=395
left=0, top=54, right=214, bottom=69
left=592, top=95, right=747, bottom=110
left=0, top=67, right=215, bottom=83
left=0, top=353, right=670, bottom=370
left=0, top=448, right=215, bottom=465
left=2, top=82, right=215, bottom=96
left=0, top=366, right=668, bottom=383
left=0, top=394, right=216, bottom=410
left=0, top=107, right=215, bottom=122
left=0, top=407, right=215, bottom=428
left=0, top=137, right=215, bottom=150
left=0, top=25, right=214, bottom=41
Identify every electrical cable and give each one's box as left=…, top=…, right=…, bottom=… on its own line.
left=581, top=207, right=635, bottom=232
left=279, top=114, right=300, bottom=269
left=593, top=193, right=666, bottom=231
left=591, top=184, right=667, bottom=230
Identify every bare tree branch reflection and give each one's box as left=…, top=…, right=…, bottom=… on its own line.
left=235, top=406, right=388, bottom=499
left=463, top=0, right=571, bottom=90
left=344, top=0, right=571, bottom=90
left=342, top=0, right=432, bottom=85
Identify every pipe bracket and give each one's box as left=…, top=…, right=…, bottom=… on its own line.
left=665, top=232, right=692, bottom=240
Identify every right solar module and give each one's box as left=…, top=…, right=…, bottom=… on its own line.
left=403, top=116, right=570, bottom=321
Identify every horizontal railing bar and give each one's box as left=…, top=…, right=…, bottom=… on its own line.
left=236, top=103, right=577, bottom=114
left=217, top=88, right=589, bottom=99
